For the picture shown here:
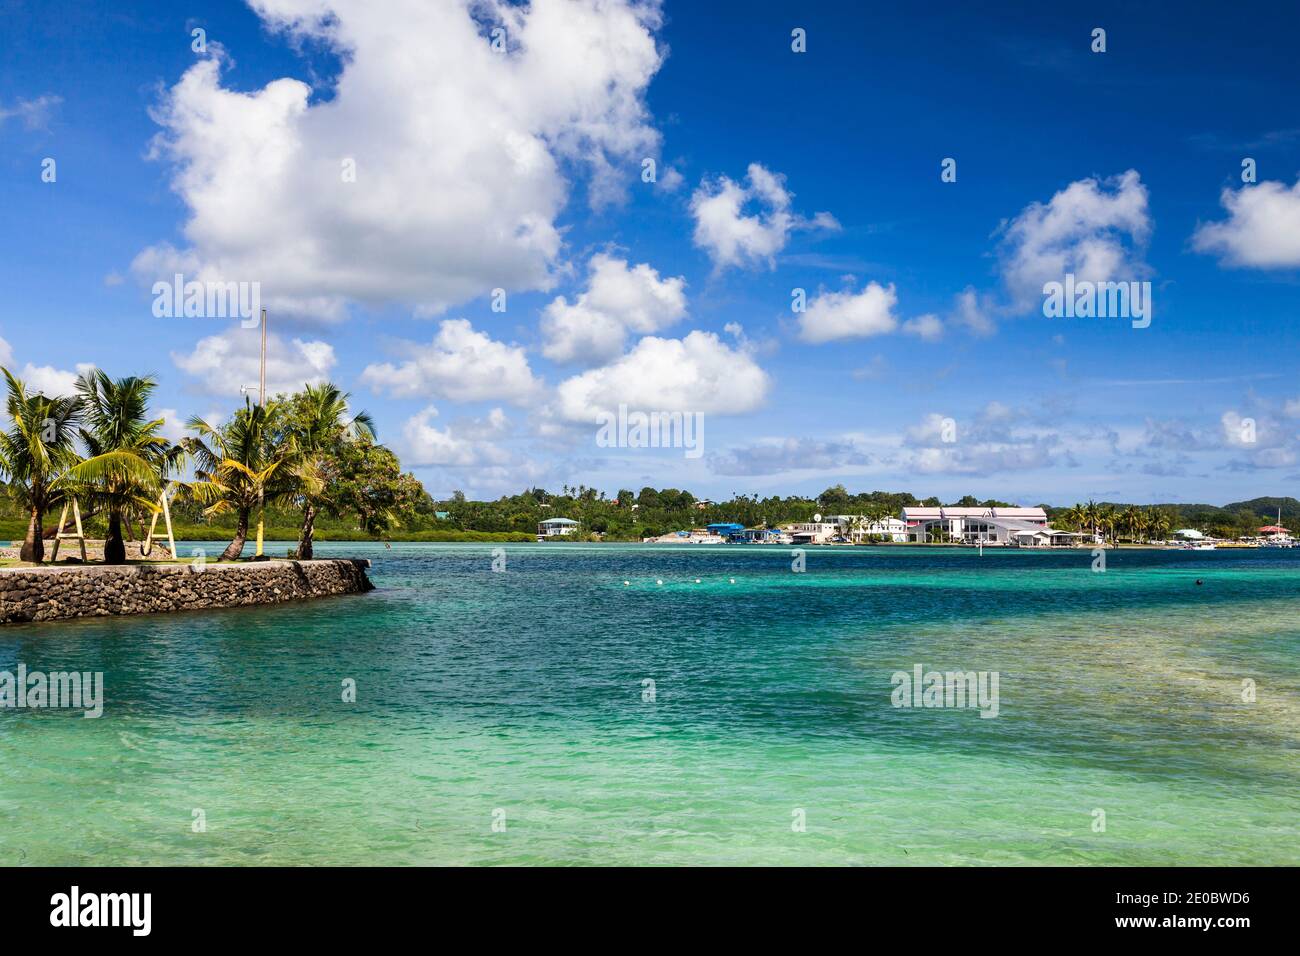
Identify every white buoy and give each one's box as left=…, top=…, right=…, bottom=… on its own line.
left=695, top=578, right=701, bottom=584
left=656, top=579, right=663, bottom=586
left=729, top=578, right=735, bottom=584
left=623, top=581, right=630, bottom=586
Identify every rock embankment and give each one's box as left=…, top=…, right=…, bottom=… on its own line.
left=0, top=559, right=374, bottom=625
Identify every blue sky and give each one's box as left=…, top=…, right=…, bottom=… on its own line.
left=2, top=0, right=1299, bottom=505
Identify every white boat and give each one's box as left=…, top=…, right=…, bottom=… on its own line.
left=1258, top=508, right=1295, bottom=547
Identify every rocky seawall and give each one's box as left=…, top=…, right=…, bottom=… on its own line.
left=0, top=559, right=374, bottom=625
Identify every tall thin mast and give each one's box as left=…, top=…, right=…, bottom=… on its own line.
left=256, top=307, right=268, bottom=558
left=259, top=307, right=267, bottom=405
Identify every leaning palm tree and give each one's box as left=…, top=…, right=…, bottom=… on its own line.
left=184, top=399, right=291, bottom=560
left=0, top=368, right=83, bottom=562
left=1147, top=508, right=1172, bottom=543
left=286, top=382, right=375, bottom=559
left=1060, top=504, right=1081, bottom=535
left=66, top=370, right=175, bottom=565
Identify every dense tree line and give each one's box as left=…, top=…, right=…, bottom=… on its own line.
left=422, top=484, right=1299, bottom=542
left=5, top=379, right=1292, bottom=553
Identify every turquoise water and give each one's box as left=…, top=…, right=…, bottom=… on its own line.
left=2, top=542, right=1297, bottom=865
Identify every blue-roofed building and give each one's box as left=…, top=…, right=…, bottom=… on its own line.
left=706, top=523, right=744, bottom=538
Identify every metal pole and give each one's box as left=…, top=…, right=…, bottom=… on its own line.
left=259, top=307, right=267, bottom=405
left=256, top=308, right=267, bottom=557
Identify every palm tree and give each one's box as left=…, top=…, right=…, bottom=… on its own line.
left=66, top=370, right=177, bottom=565
left=1062, top=504, right=1085, bottom=532
left=1099, top=504, right=1118, bottom=544
left=1119, top=505, right=1140, bottom=543
left=1080, top=500, right=1101, bottom=543
left=859, top=503, right=893, bottom=542
left=1136, top=508, right=1151, bottom=543
left=287, top=383, right=375, bottom=559
left=185, top=399, right=290, bottom=561
left=0, top=368, right=83, bottom=562
left=1147, top=508, right=1172, bottom=543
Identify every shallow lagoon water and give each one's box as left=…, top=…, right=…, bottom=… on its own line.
left=2, top=542, right=1297, bottom=865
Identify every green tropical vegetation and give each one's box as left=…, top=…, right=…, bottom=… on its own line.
left=0, top=368, right=83, bottom=561
left=66, top=370, right=183, bottom=564
left=2, top=368, right=1295, bottom=556
left=184, top=398, right=292, bottom=561
left=327, top=485, right=1295, bottom=544
left=0, top=365, right=426, bottom=564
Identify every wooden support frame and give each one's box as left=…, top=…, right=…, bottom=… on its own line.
left=49, top=498, right=89, bottom=563
left=141, top=484, right=178, bottom=560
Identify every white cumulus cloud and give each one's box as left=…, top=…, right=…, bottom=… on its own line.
left=361, top=319, right=541, bottom=405
left=797, top=283, right=898, bottom=343
left=401, top=405, right=511, bottom=467
left=902, top=313, right=944, bottom=342
left=690, top=163, right=838, bottom=271
left=8, top=362, right=94, bottom=398
left=555, top=330, right=769, bottom=422
left=135, top=0, right=666, bottom=319
left=1192, top=177, right=1300, bottom=268
left=999, top=169, right=1151, bottom=312
left=541, top=253, right=686, bottom=365
left=171, top=328, right=336, bottom=396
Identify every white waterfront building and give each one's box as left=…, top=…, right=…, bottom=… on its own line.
left=786, top=515, right=910, bottom=544
left=901, top=506, right=1082, bottom=547
left=537, top=517, right=580, bottom=537
left=788, top=521, right=844, bottom=544
left=834, top=515, right=909, bottom=543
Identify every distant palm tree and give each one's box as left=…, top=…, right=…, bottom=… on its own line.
left=185, top=399, right=290, bottom=561
left=1081, top=500, right=1100, bottom=543
left=0, top=368, right=83, bottom=562
left=845, top=514, right=867, bottom=543
left=1068, top=504, right=1085, bottom=531
left=287, top=383, right=375, bottom=559
left=1147, top=508, right=1172, bottom=542
left=1099, top=504, right=1118, bottom=544
left=1119, top=505, right=1141, bottom=543
left=67, top=370, right=179, bottom=565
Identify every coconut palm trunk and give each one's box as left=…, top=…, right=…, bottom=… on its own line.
left=21, top=503, right=44, bottom=563
left=222, top=506, right=251, bottom=561
left=104, top=510, right=127, bottom=565
left=297, top=502, right=317, bottom=559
